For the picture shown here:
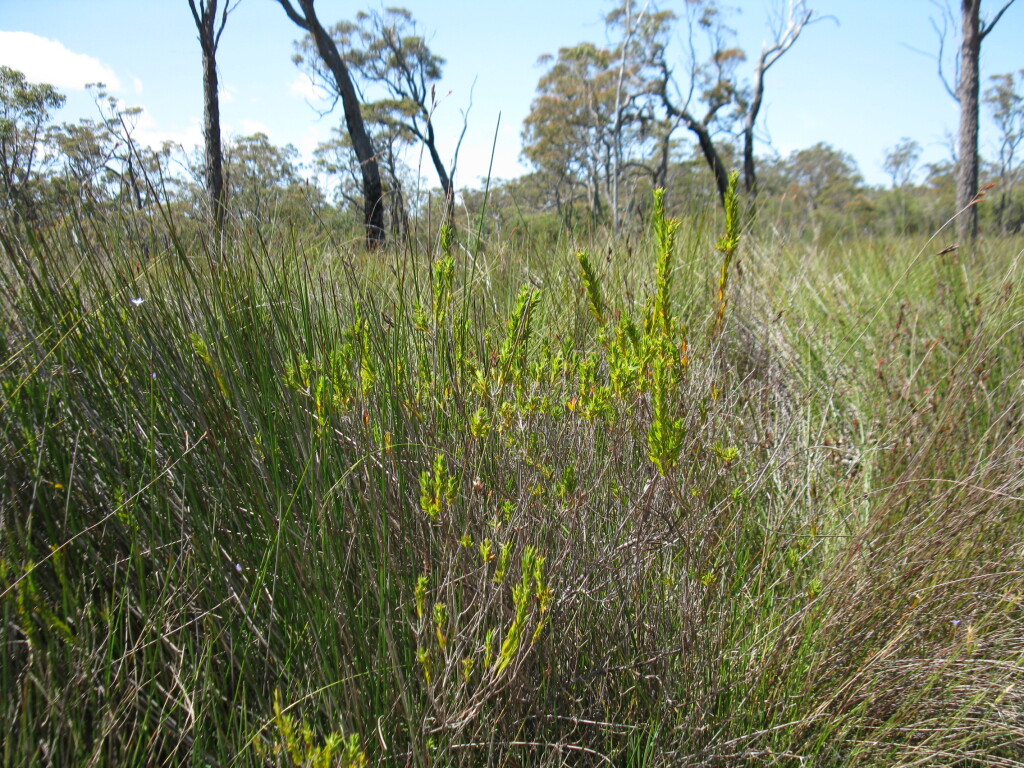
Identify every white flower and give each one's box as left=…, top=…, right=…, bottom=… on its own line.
left=130, top=297, right=145, bottom=307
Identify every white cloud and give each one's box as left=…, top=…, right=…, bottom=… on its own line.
left=132, top=76, right=144, bottom=94
left=296, top=126, right=329, bottom=160
left=238, top=119, right=271, bottom=137
left=130, top=108, right=203, bottom=151
left=289, top=72, right=327, bottom=102
left=0, top=31, right=122, bottom=91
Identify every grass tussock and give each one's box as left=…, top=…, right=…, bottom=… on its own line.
left=2, top=193, right=1024, bottom=767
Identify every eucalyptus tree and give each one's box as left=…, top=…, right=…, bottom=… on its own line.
left=349, top=9, right=459, bottom=210
left=653, top=0, right=742, bottom=205
left=983, top=70, right=1024, bottom=232
left=776, top=141, right=866, bottom=237
left=51, top=117, right=119, bottom=208
left=522, top=42, right=619, bottom=222
left=188, top=0, right=237, bottom=232
left=222, top=132, right=307, bottom=222
left=522, top=0, right=816, bottom=220
left=780, top=142, right=863, bottom=213
left=0, top=66, right=65, bottom=225
left=522, top=4, right=677, bottom=226
left=84, top=89, right=167, bottom=212
left=935, top=0, right=1018, bottom=242
left=314, top=115, right=414, bottom=239
left=884, top=138, right=923, bottom=190
left=294, top=7, right=463, bottom=226
left=655, top=0, right=816, bottom=205
left=277, top=0, right=386, bottom=246
left=741, top=0, right=814, bottom=196
left=605, top=0, right=678, bottom=230
left=883, top=137, right=923, bottom=232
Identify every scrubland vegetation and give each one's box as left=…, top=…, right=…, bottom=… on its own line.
left=3, top=160, right=1024, bottom=766
left=3, top=0, right=1024, bottom=761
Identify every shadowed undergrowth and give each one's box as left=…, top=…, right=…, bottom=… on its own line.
left=2, top=192, right=1024, bottom=766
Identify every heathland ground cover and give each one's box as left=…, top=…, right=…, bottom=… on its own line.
left=3, top=176, right=1024, bottom=765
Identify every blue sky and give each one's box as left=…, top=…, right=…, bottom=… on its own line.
left=1, top=1, right=1021, bottom=188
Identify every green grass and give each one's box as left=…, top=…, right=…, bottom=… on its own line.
left=2, top=197, right=1024, bottom=766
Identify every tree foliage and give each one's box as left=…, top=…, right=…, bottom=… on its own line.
left=884, top=138, right=923, bottom=189
left=779, top=142, right=863, bottom=210
left=522, top=4, right=677, bottom=225
left=222, top=132, right=325, bottom=224
left=0, top=66, right=65, bottom=224
left=984, top=69, right=1024, bottom=232
left=521, top=0, right=816, bottom=223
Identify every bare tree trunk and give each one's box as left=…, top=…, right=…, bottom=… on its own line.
left=653, top=125, right=672, bottom=190
left=277, top=0, right=386, bottom=247
left=743, top=1, right=814, bottom=198
left=123, top=154, right=145, bottom=211
left=955, top=0, right=1017, bottom=244
left=656, top=64, right=729, bottom=206
left=661, top=100, right=729, bottom=205
left=188, top=0, right=229, bottom=234
left=423, top=119, right=455, bottom=225
left=381, top=142, right=409, bottom=240
left=690, top=118, right=730, bottom=205
left=742, top=77, right=763, bottom=197
left=201, top=41, right=225, bottom=230
left=956, top=0, right=982, bottom=243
